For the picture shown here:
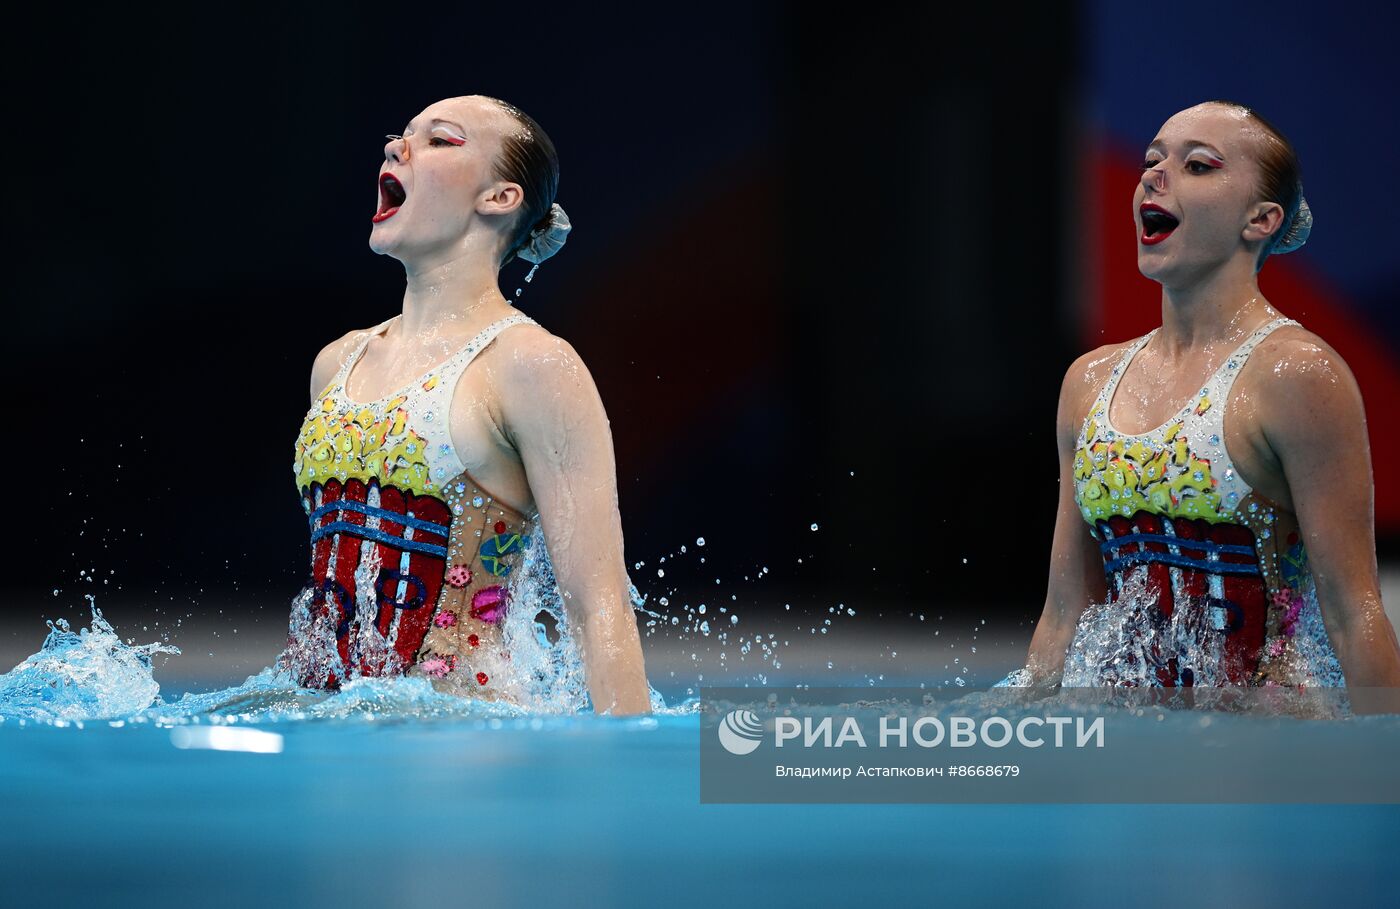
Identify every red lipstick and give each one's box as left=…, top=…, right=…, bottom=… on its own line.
left=1139, top=201, right=1179, bottom=246
left=373, top=172, right=407, bottom=224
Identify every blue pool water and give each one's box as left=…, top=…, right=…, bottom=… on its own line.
left=4, top=710, right=1397, bottom=907
left=2, top=606, right=1397, bottom=907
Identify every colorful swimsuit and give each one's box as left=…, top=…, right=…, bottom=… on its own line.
left=283, top=312, right=541, bottom=695
left=1071, top=316, right=1343, bottom=687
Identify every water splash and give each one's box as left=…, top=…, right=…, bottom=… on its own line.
left=274, top=583, right=344, bottom=687
left=496, top=530, right=594, bottom=713
left=1261, top=575, right=1346, bottom=688
left=4, top=499, right=965, bottom=724
left=0, top=594, right=691, bottom=727
left=0, top=597, right=179, bottom=723
left=628, top=522, right=983, bottom=691
left=275, top=530, right=665, bottom=714
left=993, top=564, right=1346, bottom=693
left=1061, top=565, right=1228, bottom=686
left=1, top=528, right=682, bottom=727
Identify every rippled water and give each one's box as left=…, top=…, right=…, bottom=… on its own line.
left=2, top=602, right=1397, bottom=908
left=3, top=541, right=1397, bottom=907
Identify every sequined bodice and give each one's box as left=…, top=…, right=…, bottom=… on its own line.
left=1074, top=317, right=1299, bottom=525
left=1067, top=317, right=1343, bottom=688
left=283, top=313, right=543, bottom=694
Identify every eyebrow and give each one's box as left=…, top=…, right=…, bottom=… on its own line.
left=403, top=117, right=467, bottom=133
left=1147, top=139, right=1225, bottom=158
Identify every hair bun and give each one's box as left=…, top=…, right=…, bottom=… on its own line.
left=1272, top=193, right=1311, bottom=255
left=517, top=202, right=571, bottom=266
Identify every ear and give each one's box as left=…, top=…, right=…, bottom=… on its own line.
left=1243, top=200, right=1286, bottom=245
left=477, top=181, right=525, bottom=219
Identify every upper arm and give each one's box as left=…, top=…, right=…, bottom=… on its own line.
left=1045, top=350, right=1109, bottom=618
left=309, top=330, right=361, bottom=406
left=1257, top=338, right=1380, bottom=610
left=492, top=328, right=628, bottom=607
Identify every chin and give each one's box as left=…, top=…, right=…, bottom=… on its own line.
left=1135, top=253, right=1168, bottom=283
left=1134, top=241, right=1189, bottom=284
left=368, top=227, right=403, bottom=257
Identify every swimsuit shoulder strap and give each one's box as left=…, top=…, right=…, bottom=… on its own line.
left=1206, top=316, right=1301, bottom=401
left=1184, top=316, right=1301, bottom=511
left=1087, top=329, right=1157, bottom=425
left=332, top=316, right=399, bottom=384
left=1091, top=316, right=1299, bottom=419
left=423, top=312, right=541, bottom=393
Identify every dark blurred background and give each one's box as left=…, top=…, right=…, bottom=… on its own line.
left=5, top=2, right=1396, bottom=682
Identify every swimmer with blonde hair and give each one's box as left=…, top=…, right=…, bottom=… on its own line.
left=1019, top=100, right=1400, bottom=712
left=285, top=94, right=651, bottom=715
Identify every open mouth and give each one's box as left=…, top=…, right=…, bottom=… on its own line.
left=373, top=173, right=407, bottom=223
left=1140, top=203, right=1179, bottom=246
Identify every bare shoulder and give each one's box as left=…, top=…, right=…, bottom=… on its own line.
left=1250, top=323, right=1356, bottom=381
left=483, top=321, right=595, bottom=388
left=1248, top=323, right=1365, bottom=422
left=1058, top=336, right=1139, bottom=426
left=483, top=322, right=608, bottom=449
left=309, top=325, right=374, bottom=404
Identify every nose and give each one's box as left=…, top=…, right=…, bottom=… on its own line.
left=384, top=133, right=410, bottom=163
left=1141, top=162, right=1165, bottom=193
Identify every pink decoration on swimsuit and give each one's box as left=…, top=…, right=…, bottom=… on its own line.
left=419, top=654, right=456, bottom=678
left=467, top=633, right=480, bottom=647
left=446, top=564, right=473, bottom=588
left=470, top=585, right=510, bottom=624
left=434, top=611, right=457, bottom=628
left=1272, top=588, right=1305, bottom=637
left=476, top=671, right=489, bottom=685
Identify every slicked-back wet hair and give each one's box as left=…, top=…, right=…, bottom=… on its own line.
left=1204, top=99, right=1304, bottom=270
left=478, top=96, right=560, bottom=269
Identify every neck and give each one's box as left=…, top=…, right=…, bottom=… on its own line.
left=1155, top=259, right=1275, bottom=360
left=397, top=243, right=513, bottom=337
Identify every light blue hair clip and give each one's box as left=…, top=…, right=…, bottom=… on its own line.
left=1271, top=183, right=1310, bottom=257
left=1271, top=191, right=1312, bottom=255
left=516, top=202, right=572, bottom=284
